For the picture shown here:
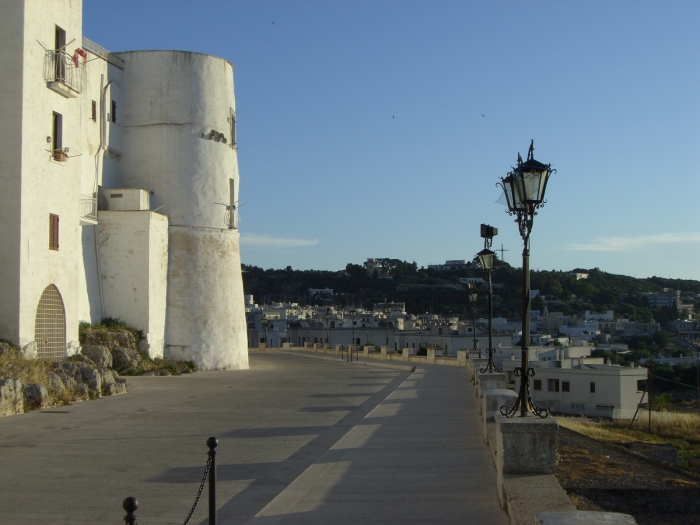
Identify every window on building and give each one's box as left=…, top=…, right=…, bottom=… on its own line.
left=49, top=214, right=59, bottom=250
left=229, top=108, right=236, bottom=148
left=534, top=379, right=542, bottom=391
left=55, top=26, right=66, bottom=81
left=562, top=381, right=570, bottom=392
left=91, top=100, right=97, bottom=121
left=590, top=382, right=596, bottom=393
left=111, top=100, right=117, bottom=123
left=637, top=379, right=647, bottom=392
left=596, top=405, right=614, bottom=411
left=571, top=403, right=585, bottom=410
left=547, top=379, right=560, bottom=392
left=52, top=112, right=63, bottom=157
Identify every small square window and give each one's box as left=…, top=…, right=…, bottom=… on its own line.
left=91, top=100, right=97, bottom=121
left=547, top=379, right=560, bottom=392
left=590, top=382, right=596, bottom=393
left=562, top=381, right=570, bottom=392
left=534, top=379, right=542, bottom=391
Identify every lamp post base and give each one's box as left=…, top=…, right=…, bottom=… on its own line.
left=500, top=366, right=548, bottom=418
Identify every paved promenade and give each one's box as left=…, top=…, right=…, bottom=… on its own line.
left=0, top=352, right=507, bottom=525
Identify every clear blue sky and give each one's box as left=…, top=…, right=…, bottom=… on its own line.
left=84, top=1, right=700, bottom=280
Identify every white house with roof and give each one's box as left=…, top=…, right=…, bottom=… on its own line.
left=499, top=346, right=647, bottom=419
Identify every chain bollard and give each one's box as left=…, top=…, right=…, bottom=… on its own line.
left=121, top=438, right=217, bottom=525
left=207, top=437, right=218, bottom=525
left=123, top=497, right=138, bottom=525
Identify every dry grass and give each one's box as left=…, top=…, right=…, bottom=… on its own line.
left=0, top=346, right=52, bottom=386
left=557, top=444, right=632, bottom=481
left=556, top=412, right=700, bottom=458
left=0, top=346, right=76, bottom=407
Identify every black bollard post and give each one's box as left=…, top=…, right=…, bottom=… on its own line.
left=123, top=497, right=138, bottom=525
left=207, top=437, right=218, bottom=525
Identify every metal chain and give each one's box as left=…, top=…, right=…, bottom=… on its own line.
left=182, top=454, right=213, bottom=525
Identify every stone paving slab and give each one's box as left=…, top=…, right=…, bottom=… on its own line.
left=0, top=353, right=507, bottom=525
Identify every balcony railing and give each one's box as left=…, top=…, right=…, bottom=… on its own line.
left=82, top=37, right=124, bottom=69
left=44, top=50, right=85, bottom=94
left=80, top=195, right=98, bottom=224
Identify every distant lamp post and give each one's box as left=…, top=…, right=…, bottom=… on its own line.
left=324, top=307, right=331, bottom=346
left=384, top=304, right=391, bottom=348
left=498, top=140, right=555, bottom=418
left=305, top=312, right=311, bottom=346
left=478, top=224, right=501, bottom=374
left=261, top=313, right=268, bottom=348
left=468, top=283, right=480, bottom=357
left=349, top=308, right=357, bottom=361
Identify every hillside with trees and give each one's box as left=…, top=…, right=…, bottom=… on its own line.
left=242, top=260, right=698, bottom=326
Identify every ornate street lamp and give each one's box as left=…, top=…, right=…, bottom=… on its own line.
left=477, top=224, right=502, bottom=374
left=349, top=308, right=357, bottom=362
left=324, top=307, right=331, bottom=346
left=383, top=303, right=391, bottom=348
left=468, top=283, right=480, bottom=357
left=498, top=140, right=555, bottom=418
left=261, top=313, right=268, bottom=348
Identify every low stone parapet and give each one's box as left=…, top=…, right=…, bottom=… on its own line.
left=537, top=511, right=637, bottom=525
left=476, top=372, right=506, bottom=398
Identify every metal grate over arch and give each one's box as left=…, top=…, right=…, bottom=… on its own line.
left=34, top=284, right=66, bottom=361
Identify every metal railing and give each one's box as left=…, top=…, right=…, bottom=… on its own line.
left=44, top=50, right=85, bottom=93
left=82, top=37, right=124, bottom=69
left=123, top=438, right=218, bottom=525
left=80, top=195, right=98, bottom=222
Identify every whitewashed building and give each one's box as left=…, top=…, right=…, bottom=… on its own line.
left=0, top=0, right=248, bottom=370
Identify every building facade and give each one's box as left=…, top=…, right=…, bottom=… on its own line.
left=0, top=0, right=248, bottom=369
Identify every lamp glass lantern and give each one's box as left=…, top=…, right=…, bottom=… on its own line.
left=502, top=159, right=551, bottom=212
left=477, top=248, right=496, bottom=271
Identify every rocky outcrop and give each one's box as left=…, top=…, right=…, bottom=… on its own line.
left=0, top=377, right=24, bottom=416
left=81, top=346, right=113, bottom=368
left=82, top=330, right=136, bottom=351
left=53, top=352, right=128, bottom=401
left=23, top=383, right=52, bottom=409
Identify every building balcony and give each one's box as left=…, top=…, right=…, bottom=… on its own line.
left=80, top=194, right=98, bottom=225
left=44, top=50, right=85, bottom=97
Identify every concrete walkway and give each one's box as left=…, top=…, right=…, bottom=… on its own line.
left=0, top=352, right=507, bottom=525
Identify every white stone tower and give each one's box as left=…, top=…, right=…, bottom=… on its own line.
left=117, top=51, right=248, bottom=370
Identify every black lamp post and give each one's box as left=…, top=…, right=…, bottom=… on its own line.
left=477, top=224, right=502, bottom=374
left=384, top=304, right=391, bottom=348
left=324, top=307, right=331, bottom=346
left=498, top=140, right=555, bottom=418
left=261, top=313, right=267, bottom=348
left=468, top=283, right=480, bottom=357
left=305, top=312, right=310, bottom=346
left=349, top=308, right=357, bottom=362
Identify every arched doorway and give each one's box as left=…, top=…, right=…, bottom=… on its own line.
left=35, top=284, right=66, bottom=361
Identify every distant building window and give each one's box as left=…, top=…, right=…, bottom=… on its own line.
left=91, top=100, right=97, bottom=121
left=49, top=214, right=59, bottom=250
left=637, top=379, right=647, bottom=392
left=562, top=381, right=570, bottom=392
left=534, top=379, right=542, bottom=391
left=571, top=403, right=585, bottom=410
left=596, top=405, right=614, bottom=411
left=590, top=382, right=596, bottom=393
left=547, top=379, right=559, bottom=392
left=111, top=100, right=117, bottom=123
